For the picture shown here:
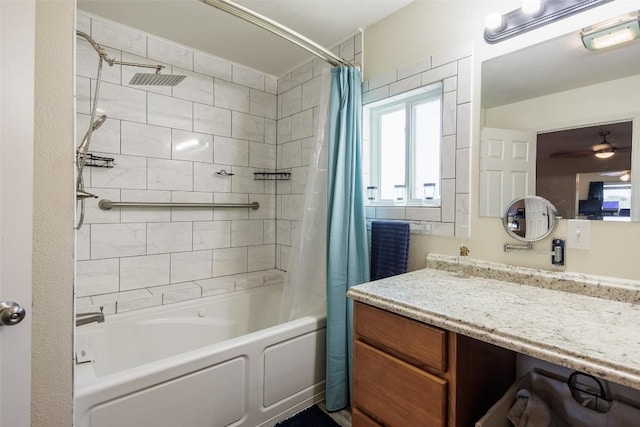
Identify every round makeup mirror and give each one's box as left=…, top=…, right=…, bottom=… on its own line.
left=503, top=196, right=558, bottom=242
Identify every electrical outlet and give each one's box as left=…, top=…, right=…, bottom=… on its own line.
left=567, top=219, right=590, bottom=250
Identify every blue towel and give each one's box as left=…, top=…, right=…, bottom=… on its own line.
left=370, top=220, right=410, bottom=281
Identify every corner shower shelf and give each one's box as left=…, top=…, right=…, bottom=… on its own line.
left=254, top=171, right=291, bottom=181
left=84, top=153, right=115, bottom=168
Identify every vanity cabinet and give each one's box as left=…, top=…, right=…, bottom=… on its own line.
left=353, top=302, right=516, bottom=427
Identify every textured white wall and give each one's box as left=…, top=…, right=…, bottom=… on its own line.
left=32, top=0, right=75, bottom=425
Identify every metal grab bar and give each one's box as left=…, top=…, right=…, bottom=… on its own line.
left=98, top=199, right=260, bottom=211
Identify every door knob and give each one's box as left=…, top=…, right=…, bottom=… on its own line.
left=0, top=300, right=26, bottom=326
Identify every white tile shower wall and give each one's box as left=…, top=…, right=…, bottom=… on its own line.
left=275, top=32, right=362, bottom=271
left=76, top=13, right=284, bottom=315
left=362, top=43, right=473, bottom=238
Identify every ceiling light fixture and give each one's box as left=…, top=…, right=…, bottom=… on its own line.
left=595, top=146, right=616, bottom=159
left=484, top=0, right=612, bottom=44
left=581, top=13, right=640, bottom=51
left=620, top=171, right=631, bottom=182
left=594, top=130, right=616, bottom=159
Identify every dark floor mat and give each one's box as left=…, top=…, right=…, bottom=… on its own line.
left=274, top=404, right=341, bottom=427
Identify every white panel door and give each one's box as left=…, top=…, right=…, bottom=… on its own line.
left=0, top=0, right=35, bottom=425
left=524, top=197, right=549, bottom=240
left=480, top=128, right=536, bottom=217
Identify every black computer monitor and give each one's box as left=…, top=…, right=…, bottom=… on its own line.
left=578, top=199, right=602, bottom=218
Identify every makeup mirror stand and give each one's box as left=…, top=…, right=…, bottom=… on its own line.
left=502, top=196, right=565, bottom=267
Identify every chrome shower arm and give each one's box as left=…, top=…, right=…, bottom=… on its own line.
left=109, top=60, right=164, bottom=73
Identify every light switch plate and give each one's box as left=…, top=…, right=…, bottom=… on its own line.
left=567, top=219, right=590, bottom=250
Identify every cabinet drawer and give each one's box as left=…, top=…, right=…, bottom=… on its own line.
left=354, top=340, right=447, bottom=427
left=352, top=407, right=383, bottom=427
left=355, top=302, right=447, bottom=372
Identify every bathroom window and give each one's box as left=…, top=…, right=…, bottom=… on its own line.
left=603, top=182, right=631, bottom=221
left=364, top=82, right=442, bottom=206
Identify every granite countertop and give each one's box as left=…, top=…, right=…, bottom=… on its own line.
left=347, top=256, right=640, bottom=390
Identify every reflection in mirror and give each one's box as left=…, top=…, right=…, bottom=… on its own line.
left=537, top=122, right=632, bottom=220
left=503, top=196, right=558, bottom=242
left=481, top=12, right=640, bottom=222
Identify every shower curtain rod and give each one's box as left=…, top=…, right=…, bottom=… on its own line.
left=200, top=0, right=350, bottom=67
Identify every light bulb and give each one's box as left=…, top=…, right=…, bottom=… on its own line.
left=485, top=12, right=504, bottom=31
left=595, top=151, right=615, bottom=159
left=522, top=0, right=543, bottom=16
left=591, top=28, right=637, bottom=50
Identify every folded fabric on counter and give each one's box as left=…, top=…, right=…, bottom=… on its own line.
left=369, top=220, right=410, bottom=281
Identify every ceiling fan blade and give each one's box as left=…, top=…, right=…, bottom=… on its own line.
left=548, top=150, right=593, bottom=158
left=599, top=170, right=626, bottom=176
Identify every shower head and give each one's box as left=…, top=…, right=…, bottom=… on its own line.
left=77, top=114, right=108, bottom=160
left=129, top=72, right=187, bottom=87
left=92, top=114, right=107, bottom=131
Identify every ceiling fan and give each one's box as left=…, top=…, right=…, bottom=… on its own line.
left=599, top=169, right=631, bottom=181
left=549, top=130, right=631, bottom=159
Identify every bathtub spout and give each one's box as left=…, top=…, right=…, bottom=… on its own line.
left=76, top=307, right=104, bottom=326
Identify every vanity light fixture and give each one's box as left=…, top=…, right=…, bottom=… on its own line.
left=484, top=0, right=612, bottom=44
left=581, top=13, right=640, bottom=51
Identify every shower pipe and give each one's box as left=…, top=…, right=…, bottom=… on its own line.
left=74, top=30, right=187, bottom=230
left=76, top=30, right=165, bottom=72
left=75, top=31, right=108, bottom=230
left=98, top=200, right=260, bottom=211
left=200, top=0, right=351, bottom=68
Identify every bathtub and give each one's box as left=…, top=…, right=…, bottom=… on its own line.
left=74, top=284, right=327, bottom=427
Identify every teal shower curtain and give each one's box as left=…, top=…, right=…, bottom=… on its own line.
left=325, top=65, right=370, bottom=411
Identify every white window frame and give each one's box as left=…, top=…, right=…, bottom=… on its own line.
left=367, top=82, right=443, bottom=206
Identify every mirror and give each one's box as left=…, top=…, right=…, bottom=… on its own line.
left=481, top=14, right=640, bottom=221
left=503, top=196, right=558, bottom=242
